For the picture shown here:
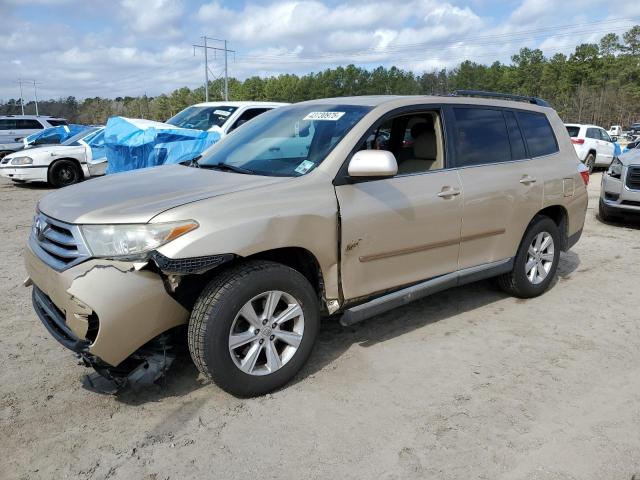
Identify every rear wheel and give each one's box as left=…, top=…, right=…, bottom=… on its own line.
left=188, top=261, right=319, bottom=397
left=49, top=160, right=81, bottom=188
left=498, top=215, right=561, bottom=298
left=584, top=153, right=596, bottom=173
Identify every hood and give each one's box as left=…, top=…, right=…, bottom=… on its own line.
left=619, top=148, right=640, bottom=166
left=38, top=164, right=290, bottom=224
left=8, top=144, right=84, bottom=159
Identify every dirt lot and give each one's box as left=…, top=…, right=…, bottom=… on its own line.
left=1, top=172, right=639, bottom=480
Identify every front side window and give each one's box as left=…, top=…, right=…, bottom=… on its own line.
left=166, top=106, right=238, bottom=131
left=517, top=111, right=558, bottom=157
left=16, top=119, right=43, bottom=130
left=198, top=104, right=371, bottom=177
left=599, top=129, right=612, bottom=142
left=453, top=107, right=511, bottom=167
left=359, top=111, right=444, bottom=175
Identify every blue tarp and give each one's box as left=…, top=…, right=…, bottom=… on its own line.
left=104, top=117, right=221, bottom=174
left=24, top=124, right=90, bottom=147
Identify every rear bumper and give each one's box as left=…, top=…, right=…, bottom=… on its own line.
left=25, top=245, right=189, bottom=366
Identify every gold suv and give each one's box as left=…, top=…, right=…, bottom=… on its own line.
left=25, top=92, right=588, bottom=396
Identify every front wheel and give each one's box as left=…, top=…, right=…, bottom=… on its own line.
left=497, top=215, right=561, bottom=298
left=188, top=261, right=319, bottom=397
left=49, top=159, right=81, bottom=188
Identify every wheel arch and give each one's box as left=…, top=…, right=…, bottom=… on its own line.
left=47, top=157, right=84, bottom=182
left=532, top=204, right=569, bottom=251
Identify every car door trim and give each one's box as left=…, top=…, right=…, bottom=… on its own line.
left=358, top=229, right=505, bottom=263
left=340, top=257, right=514, bottom=326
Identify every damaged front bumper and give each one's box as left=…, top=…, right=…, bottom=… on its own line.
left=24, top=244, right=190, bottom=367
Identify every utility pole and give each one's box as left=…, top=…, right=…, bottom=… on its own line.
left=192, top=37, right=235, bottom=101
left=16, top=79, right=26, bottom=115
left=32, top=80, right=41, bottom=116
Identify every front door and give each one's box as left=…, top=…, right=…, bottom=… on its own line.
left=335, top=109, right=463, bottom=301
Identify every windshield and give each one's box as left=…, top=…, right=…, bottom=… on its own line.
left=166, top=106, right=238, bottom=130
left=198, top=103, right=372, bottom=177
left=62, top=127, right=100, bottom=146
left=566, top=126, right=580, bottom=137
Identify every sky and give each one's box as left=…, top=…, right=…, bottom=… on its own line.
left=1, top=0, right=639, bottom=101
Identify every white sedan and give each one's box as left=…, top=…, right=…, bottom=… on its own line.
left=0, top=127, right=105, bottom=187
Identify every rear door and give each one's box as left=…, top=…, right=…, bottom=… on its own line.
left=448, top=106, right=544, bottom=269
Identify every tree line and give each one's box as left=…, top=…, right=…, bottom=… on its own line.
left=2, top=26, right=639, bottom=129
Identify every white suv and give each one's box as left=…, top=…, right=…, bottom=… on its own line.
left=565, top=123, right=615, bottom=172
left=0, top=115, right=68, bottom=158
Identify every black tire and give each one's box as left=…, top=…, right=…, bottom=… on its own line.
left=188, top=260, right=319, bottom=397
left=49, top=159, right=81, bottom=188
left=497, top=215, right=561, bottom=298
left=584, top=153, right=595, bottom=174
left=598, top=198, right=620, bottom=223
left=0, top=150, right=13, bottom=160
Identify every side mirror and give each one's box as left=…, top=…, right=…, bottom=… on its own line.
left=611, top=136, right=618, bottom=142
left=348, top=150, right=398, bottom=178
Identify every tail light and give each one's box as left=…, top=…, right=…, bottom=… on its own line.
left=578, top=162, right=589, bottom=185
left=571, top=138, right=585, bottom=145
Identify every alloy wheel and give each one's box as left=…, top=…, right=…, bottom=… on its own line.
left=228, top=290, right=304, bottom=376
left=525, top=231, right=555, bottom=285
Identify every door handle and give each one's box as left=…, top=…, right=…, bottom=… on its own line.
left=437, top=187, right=461, bottom=198
left=519, top=176, right=537, bottom=185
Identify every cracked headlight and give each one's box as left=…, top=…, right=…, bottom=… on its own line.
left=81, top=221, right=198, bottom=259
left=11, top=156, right=33, bottom=165
left=606, top=158, right=623, bottom=179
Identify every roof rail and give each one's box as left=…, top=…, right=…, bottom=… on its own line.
left=451, top=90, right=550, bottom=107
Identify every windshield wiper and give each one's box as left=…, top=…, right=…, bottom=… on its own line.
left=200, top=162, right=255, bottom=175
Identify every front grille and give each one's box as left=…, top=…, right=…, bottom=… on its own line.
left=621, top=200, right=640, bottom=207
left=1, top=157, right=10, bottom=164
left=626, top=166, right=640, bottom=191
left=29, top=213, right=91, bottom=271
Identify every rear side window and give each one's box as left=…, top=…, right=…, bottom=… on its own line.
left=15, top=119, right=44, bottom=129
left=47, top=119, right=68, bottom=127
left=504, top=111, right=527, bottom=160
left=452, top=107, right=511, bottom=167
left=517, top=112, right=558, bottom=158
left=566, top=126, right=580, bottom=137
left=0, top=119, right=16, bottom=130
left=585, top=128, right=599, bottom=139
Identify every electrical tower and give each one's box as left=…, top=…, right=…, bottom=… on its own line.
left=193, top=36, right=235, bottom=101
left=15, top=79, right=42, bottom=115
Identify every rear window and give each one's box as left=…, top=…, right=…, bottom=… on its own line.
left=15, top=119, right=44, bottom=130
left=452, top=107, right=511, bottom=167
left=566, top=126, right=580, bottom=138
left=47, top=119, right=68, bottom=127
left=517, top=112, right=558, bottom=158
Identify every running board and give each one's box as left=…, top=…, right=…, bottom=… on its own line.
left=339, top=258, right=514, bottom=327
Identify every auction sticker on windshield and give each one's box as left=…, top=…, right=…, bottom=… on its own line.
left=295, top=160, right=315, bottom=175
left=214, top=110, right=232, bottom=116
left=303, top=112, right=345, bottom=121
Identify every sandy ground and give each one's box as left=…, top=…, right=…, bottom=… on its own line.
left=1, top=172, right=639, bottom=480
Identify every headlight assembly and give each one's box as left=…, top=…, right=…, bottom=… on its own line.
left=607, top=158, right=623, bottom=179
left=81, top=221, right=198, bottom=259
left=10, top=156, right=33, bottom=165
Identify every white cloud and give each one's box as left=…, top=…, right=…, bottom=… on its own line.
left=120, top=0, right=184, bottom=38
